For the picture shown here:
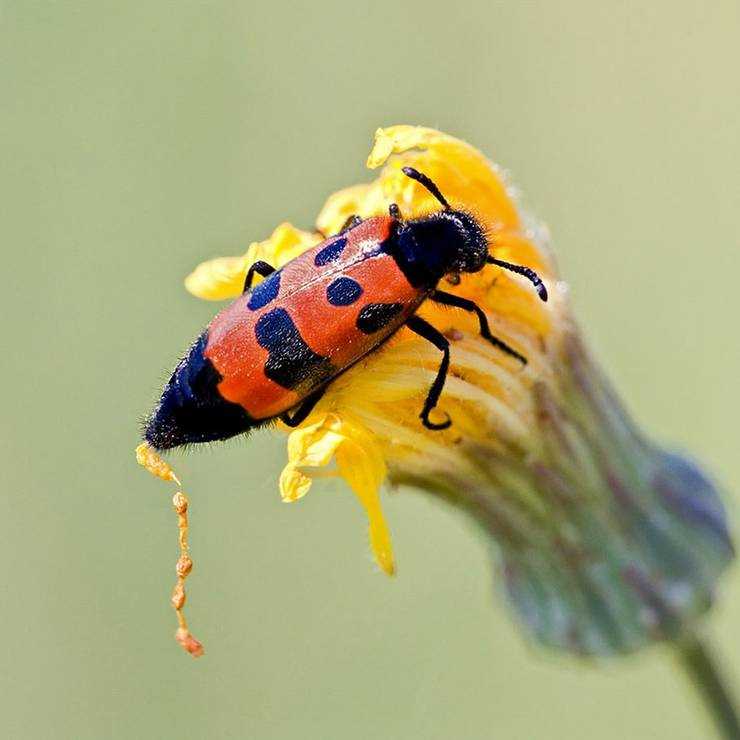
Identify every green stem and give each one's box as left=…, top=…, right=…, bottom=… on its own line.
left=678, top=635, right=740, bottom=740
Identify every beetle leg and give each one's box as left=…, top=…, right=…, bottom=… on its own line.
left=405, top=315, right=452, bottom=430
left=279, top=387, right=327, bottom=428
left=243, top=260, right=276, bottom=293
left=431, top=290, right=527, bottom=365
left=336, top=214, right=363, bottom=235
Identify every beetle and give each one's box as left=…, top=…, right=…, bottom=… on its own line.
left=144, top=167, right=547, bottom=450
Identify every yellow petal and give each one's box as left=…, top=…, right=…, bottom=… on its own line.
left=184, top=223, right=321, bottom=301
left=279, top=412, right=394, bottom=574
left=315, top=184, right=373, bottom=236
left=184, top=254, right=250, bottom=301
left=286, top=414, right=343, bottom=466
left=279, top=414, right=344, bottom=502
left=366, top=125, right=520, bottom=229
left=367, top=125, right=483, bottom=172
left=261, top=222, right=322, bottom=267
left=335, top=430, right=393, bottom=575
left=279, top=463, right=314, bottom=502
left=366, top=125, right=473, bottom=169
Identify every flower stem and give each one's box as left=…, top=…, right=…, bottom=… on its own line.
left=678, top=634, right=740, bottom=740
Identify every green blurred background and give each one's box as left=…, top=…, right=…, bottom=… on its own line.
left=2, top=2, right=739, bottom=738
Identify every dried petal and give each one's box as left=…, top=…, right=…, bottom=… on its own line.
left=175, top=628, right=205, bottom=658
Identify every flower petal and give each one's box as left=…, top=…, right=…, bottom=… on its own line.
left=184, top=223, right=321, bottom=301
left=335, top=434, right=393, bottom=575
left=366, top=125, right=521, bottom=229
left=279, top=463, right=314, bottom=502
left=260, top=222, right=322, bottom=267
left=184, top=254, right=250, bottom=301
left=315, top=184, right=373, bottom=236
left=280, top=414, right=345, bottom=501
left=279, top=411, right=393, bottom=573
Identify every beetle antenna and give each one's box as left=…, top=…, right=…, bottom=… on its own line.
left=401, top=167, right=450, bottom=210
left=487, top=256, right=548, bottom=302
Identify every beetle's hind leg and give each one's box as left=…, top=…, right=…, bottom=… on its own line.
left=279, top=387, right=327, bottom=427
left=243, top=260, right=276, bottom=292
left=431, top=290, right=527, bottom=365
left=405, top=315, right=452, bottom=431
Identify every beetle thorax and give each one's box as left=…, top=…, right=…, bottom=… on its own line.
left=392, top=209, right=489, bottom=287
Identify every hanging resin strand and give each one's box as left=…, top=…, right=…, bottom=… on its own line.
left=135, top=443, right=205, bottom=657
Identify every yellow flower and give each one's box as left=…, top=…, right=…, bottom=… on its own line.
left=185, top=222, right=322, bottom=301
left=184, top=126, right=733, bottom=655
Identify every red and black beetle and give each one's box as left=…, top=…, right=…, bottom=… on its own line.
left=144, top=167, right=547, bottom=450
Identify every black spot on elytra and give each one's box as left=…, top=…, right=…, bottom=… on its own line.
left=314, top=237, right=347, bottom=266
left=144, top=332, right=254, bottom=450
left=255, top=308, right=334, bottom=390
left=326, top=277, right=363, bottom=306
left=248, top=270, right=281, bottom=310
left=356, top=303, right=404, bottom=334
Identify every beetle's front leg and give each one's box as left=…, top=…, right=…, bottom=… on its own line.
left=243, top=260, right=276, bottom=293
left=431, top=290, right=527, bottom=365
